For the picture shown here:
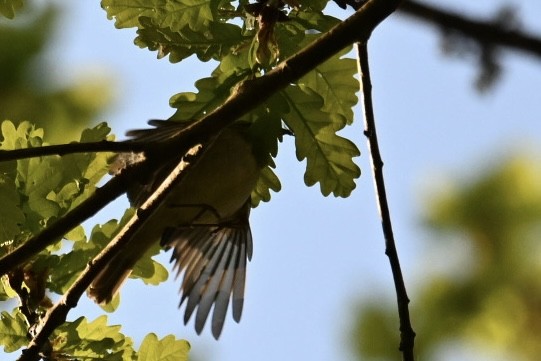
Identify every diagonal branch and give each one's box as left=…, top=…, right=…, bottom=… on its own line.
left=0, top=0, right=401, bottom=276
left=357, top=43, right=416, bottom=360
left=0, top=164, right=137, bottom=276
left=17, top=147, right=198, bottom=361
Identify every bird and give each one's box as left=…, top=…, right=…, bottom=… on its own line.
left=87, top=120, right=265, bottom=339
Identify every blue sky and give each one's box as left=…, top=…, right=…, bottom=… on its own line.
left=7, top=1, right=541, bottom=360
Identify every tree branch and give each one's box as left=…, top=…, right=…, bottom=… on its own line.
left=138, top=0, right=402, bottom=157
left=0, top=165, right=138, bottom=276
left=0, top=140, right=147, bottom=162
left=400, top=0, right=541, bottom=60
left=1, top=1, right=402, bottom=358
left=357, top=43, right=416, bottom=360
left=1, top=0, right=401, bottom=275
left=17, top=149, right=198, bottom=361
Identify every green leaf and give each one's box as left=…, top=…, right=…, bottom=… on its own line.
left=131, top=243, right=169, bottom=286
left=299, top=45, right=358, bottom=126
left=48, top=210, right=133, bottom=294
left=0, top=0, right=23, bottom=19
left=153, top=0, right=214, bottom=32
left=100, top=293, right=121, bottom=313
left=0, top=309, right=28, bottom=353
left=137, top=333, right=190, bottom=361
left=300, top=0, right=332, bottom=12
left=0, top=276, right=18, bottom=300
left=282, top=86, right=360, bottom=197
left=136, top=17, right=245, bottom=63
left=170, top=72, right=246, bottom=121
left=64, top=225, right=86, bottom=242
left=102, top=0, right=213, bottom=31
left=252, top=166, right=281, bottom=207
left=101, top=0, right=159, bottom=28
left=0, top=162, right=24, bottom=244
left=0, top=121, right=112, bottom=244
left=289, top=8, right=341, bottom=33
left=54, top=315, right=135, bottom=360
left=240, top=100, right=285, bottom=205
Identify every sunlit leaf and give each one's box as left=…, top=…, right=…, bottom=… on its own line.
left=170, top=73, right=246, bottom=121
left=252, top=166, right=281, bottom=207
left=101, top=0, right=159, bottom=28
left=54, top=315, right=135, bottom=360
left=282, top=86, right=360, bottom=197
left=137, top=333, right=190, bottom=361
left=0, top=161, right=24, bottom=243
left=299, top=45, right=358, bottom=126
left=136, top=17, right=244, bottom=63
left=0, top=310, right=28, bottom=353
left=102, top=0, right=214, bottom=31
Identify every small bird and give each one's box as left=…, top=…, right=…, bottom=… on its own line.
left=88, top=120, right=264, bottom=339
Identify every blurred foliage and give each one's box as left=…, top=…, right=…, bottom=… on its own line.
left=0, top=3, right=113, bottom=143
left=351, top=154, right=541, bottom=360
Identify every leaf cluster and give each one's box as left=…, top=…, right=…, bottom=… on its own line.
left=0, top=121, right=185, bottom=359
left=102, top=0, right=361, bottom=199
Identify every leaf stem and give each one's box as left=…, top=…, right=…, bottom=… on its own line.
left=357, top=43, right=416, bottom=360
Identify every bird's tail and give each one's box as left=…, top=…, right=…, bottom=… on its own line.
left=87, top=250, right=138, bottom=304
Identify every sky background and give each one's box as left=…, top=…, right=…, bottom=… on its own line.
left=14, top=1, right=541, bottom=360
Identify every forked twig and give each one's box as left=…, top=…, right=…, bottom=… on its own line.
left=357, top=43, right=416, bottom=360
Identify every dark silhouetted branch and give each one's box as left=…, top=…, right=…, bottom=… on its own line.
left=358, top=42, right=416, bottom=361
left=400, top=0, right=541, bottom=60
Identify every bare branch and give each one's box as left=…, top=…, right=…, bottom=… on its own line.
left=400, top=0, right=541, bottom=60
left=357, top=43, right=416, bottom=360
left=0, top=140, right=146, bottom=162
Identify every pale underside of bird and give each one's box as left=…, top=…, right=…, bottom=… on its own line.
left=88, top=120, right=261, bottom=339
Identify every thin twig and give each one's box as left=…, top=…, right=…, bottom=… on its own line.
left=0, top=140, right=147, bottom=162
left=357, top=43, right=416, bottom=360
left=17, top=148, right=198, bottom=361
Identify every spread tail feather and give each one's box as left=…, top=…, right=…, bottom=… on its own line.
left=163, top=221, right=252, bottom=339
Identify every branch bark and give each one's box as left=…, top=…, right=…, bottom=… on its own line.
left=0, top=140, right=145, bottom=162
left=357, top=42, right=416, bottom=360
